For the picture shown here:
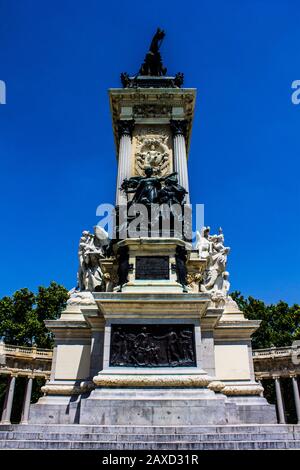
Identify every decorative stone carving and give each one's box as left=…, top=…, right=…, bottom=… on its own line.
left=99, top=259, right=118, bottom=292
left=223, top=295, right=241, bottom=314
left=133, top=104, right=172, bottom=118
left=207, top=381, right=226, bottom=393
left=174, top=72, right=184, bottom=88
left=67, top=291, right=96, bottom=306
left=221, top=384, right=264, bottom=396
left=197, top=227, right=231, bottom=297
left=93, top=374, right=215, bottom=387
left=186, top=272, right=202, bottom=292
left=170, top=119, right=188, bottom=138
left=77, top=226, right=110, bottom=292
left=41, top=381, right=94, bottom=396
left=135, top=133, right=171, bottom=177
left=117, top=119, right=135, bottom=138
left=120, top=75, right=184, bottom=89
left=195, top=227, right=212, bottom=262
left=120, top=72, right=131, bottom=88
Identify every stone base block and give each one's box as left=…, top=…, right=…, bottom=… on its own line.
left=227, top=396, right=277, bottom=424
left=78, top=388, right=278, bottom=426
left=29, top=395, right=80, bottom=425
left=79, top=388, right=230, bottom=426
left=28, top=390, right=277, bottom=426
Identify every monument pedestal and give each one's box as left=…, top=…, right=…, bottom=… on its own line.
left=79, top=387, right=231, bottom=426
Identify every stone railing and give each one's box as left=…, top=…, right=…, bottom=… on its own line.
left=253, top=346, right=297, bottom=358
left=0, top=342, right=52, bottom=360
left=253, top=345, right=299, bottom=359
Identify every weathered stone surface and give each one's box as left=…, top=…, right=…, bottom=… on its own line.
left=0, top=423, right=300, bottom=450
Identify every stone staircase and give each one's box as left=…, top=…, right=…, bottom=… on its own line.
left=0, top=424, right=300, bottom=449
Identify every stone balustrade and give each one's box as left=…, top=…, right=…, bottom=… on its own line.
left=0, top=341, right=52, bottom=425
left=253, top=343, right=300, bottom=424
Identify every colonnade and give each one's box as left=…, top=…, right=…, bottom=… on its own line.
left=0, top=374, right=34, bottom=425
left=272, top=375, right=300, bottom=424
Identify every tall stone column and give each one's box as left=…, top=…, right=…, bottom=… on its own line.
left=1, top=375, right=16, bottom=424
left=115, top=120, right=135, bottom=206
left=1, top=375, right=10, bottom=423
left=291, top=375, right=300, bottom=424
left=21, top=376, right=33, bottom=424
left=170, top=119, right=190, bottom=205
left=274, top=376, right=285, bottom=424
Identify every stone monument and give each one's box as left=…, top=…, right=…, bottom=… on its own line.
left=29, top=29, right=276, bottom=426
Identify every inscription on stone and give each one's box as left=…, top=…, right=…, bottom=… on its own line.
left=110, top=324, right=196, bottom=367
left=135, top=256, right=169, bottom=280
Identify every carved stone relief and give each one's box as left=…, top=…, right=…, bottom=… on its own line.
left=110, top=324, right=196, bottom=367
left=132, top=125, right=172, bottom=177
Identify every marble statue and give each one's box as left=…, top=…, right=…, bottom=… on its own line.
left=222, top=271, right=230, bottom=295
left=202, top=247, right=230, bottom=292
left=198, top=227, right=231, bottom=296
left=195, top=226, right=212, bottom=262
left=77, top=226, right=109, bottom=292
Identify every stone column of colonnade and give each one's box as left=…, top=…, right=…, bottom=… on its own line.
left=0, top=374, right=35, bottom=425
left=170, top=119, right=190, bottom=205
left=0, top=374, right=16, bottom=424
left=115, top=119, right=135, bottom=206
left=291, top=375, right=300, bottom=424
left=20, top=376, right=33, bottom=424
left=274, top=376, right=286, bottom=424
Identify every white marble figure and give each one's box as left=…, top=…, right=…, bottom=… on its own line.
left=199, top=228, right=231, bottom=295
left=222, top=271, right=230, bottom=295
left=195, top=226, right=212, bottom=263
left=77, top=226, right=109, bottom=292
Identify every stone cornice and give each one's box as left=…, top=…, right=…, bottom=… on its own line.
left=109, top=87, right=196, bottom=155
left=214, top=320, right=261, bottom=340
left=93, top=292, right=210, bottom=319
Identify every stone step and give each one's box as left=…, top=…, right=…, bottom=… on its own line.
left=0, top=424, right=297, bottom=434
left=0, top=432, right=298, bottom=442
left=0, top=439, right=299, bottom=450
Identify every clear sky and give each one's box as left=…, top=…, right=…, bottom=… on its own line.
left=0, top=0, right=300, bottom=304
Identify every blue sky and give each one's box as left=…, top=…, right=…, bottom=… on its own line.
left=0, top=0, right=299, bottom=304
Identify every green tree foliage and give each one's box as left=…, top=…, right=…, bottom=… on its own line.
left=0, top=282, right=68, bottom=422
left=231, top=291, right=300, bottom=349
left=0, top=282, right=68, bottom=348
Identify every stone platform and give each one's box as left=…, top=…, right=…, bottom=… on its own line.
left=78, top=388, right=276, bottom=426
left=0, top=424, right=299, bottom=450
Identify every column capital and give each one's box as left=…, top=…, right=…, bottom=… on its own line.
left=117, top=119, right=135, bottom=139
left=170, top=119, right=188, bottom=138
left=273, top=375, right=281, bottom=380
